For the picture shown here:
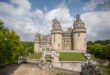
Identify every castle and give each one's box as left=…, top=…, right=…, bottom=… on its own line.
left=34, top=14, right=87, bottom=53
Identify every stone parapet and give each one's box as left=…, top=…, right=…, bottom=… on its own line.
left=53, top=61, right=86, bottom=72
left=73, top=28, right=86, bottom=33
left=51, top=30, right=63, bottom=34
left=55, top=50, right=84, bottom=53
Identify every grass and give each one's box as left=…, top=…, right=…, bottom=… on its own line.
left=91, top=56, right=105, bottom=64
left=25, top=52, right=42, bottom=59
left=59, top=52, right=86, bottom=61
left=91, top=56, right=110, bottom=75
left=57, top=73, right=68, bottom=75
left=91, top=56, right=100, bottom=61
left=98, top=65, right=110, bottom=75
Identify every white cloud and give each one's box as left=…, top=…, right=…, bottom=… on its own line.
left=0, top=0, right=110, bottom=41
left=45, top=6, right=74, bottom=30
left=33, top=9, right=44, bottom=19
left=82, top=0, right=108, bottom=11
left=81, top=11, right=110, bottom=41
left=0, top=0, right=74, bottom=41
left=11, top=0, right=31, bottom=10
left=0, top=0, right=38, bottom=41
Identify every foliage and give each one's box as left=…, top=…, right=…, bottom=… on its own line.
left=25, top=52, right=42, bottom=59
left=22, top=42, right=34, bottom=55
left=22, top=42, right=34, bottom=48
left=59, top=52, right=86, bottom=61
left=94, top=40, right=110, bottom=45
left=87, top=43, right=110, bottom=60
left=87, top=40, right=110, bottom=45
left=91, top=56, right=101, bottom=61
left=87, top=41, right=93, bottom=45
left=98, top=65, right=110, bottom=75
left=87, top=44, right=105, bottom=58
left=104, top=44, right=110, bottom=60
left=0, top=20, right=24, bottom=66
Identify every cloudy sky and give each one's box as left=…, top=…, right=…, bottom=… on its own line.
left=0, top=0, right=110, bottom=41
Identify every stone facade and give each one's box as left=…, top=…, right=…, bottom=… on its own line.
left=34, top=14, right=87, bottom=53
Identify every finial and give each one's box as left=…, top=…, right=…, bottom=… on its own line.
left=76, top=14, right=82, bottom=22
left=52, top=17, right=60, bottom=24
left=76, top=14, right=80, bottom=20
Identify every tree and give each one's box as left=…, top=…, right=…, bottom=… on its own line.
left=94, top=40, right=110, bottom=45
left=0, top=20, right=24, bottom=66
left=104, top=43, right=110, bottom=60
left=87, top=41, right=93, bottom=45
left=87, top=44, right=105, bottom=59
left=22, top=42, right=34, bottom=55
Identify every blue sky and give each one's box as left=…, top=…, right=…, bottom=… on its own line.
left=0, top=0, right=110, bottom=41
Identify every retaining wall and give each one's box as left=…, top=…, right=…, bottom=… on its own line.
left=53, top=61, right=86, bottom=72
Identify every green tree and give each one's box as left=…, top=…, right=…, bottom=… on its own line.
left=22, top=42, right=34, bottom=55
left=0, top=20, right=24, bottom=66
left=87, top=44, right=105, bottom=59
left=104, top=43, right=110, bottom=60
left=87, top=41, right=93, bottom=45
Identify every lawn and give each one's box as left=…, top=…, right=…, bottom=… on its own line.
left=59, top=52, right=86, bottom=61
left=91, top=56, right=105, bottom=63
left=91, top=56, right=100, bottom=61
left=25, top=52, right=42, bottom=59
left=57, top=73, right=67, bottom=75
left=91, top=57, right=110, bottom=75
left=98, top=65, right=110, bottom=75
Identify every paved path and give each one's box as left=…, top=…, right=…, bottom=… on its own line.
left=0, top=63, right=80, bottom=75
left=0, top=63, right=56, bottom=75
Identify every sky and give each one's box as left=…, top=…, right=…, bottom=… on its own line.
left=0, top=0, right=110, bottom=41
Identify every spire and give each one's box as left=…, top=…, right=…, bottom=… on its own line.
left=35, top=33, right=41, bottom=38
left=51, top=18, right=62, bottom=34
left=73, top=14, right=86, bottom=33
left=52, top=17, right=61, bottom=30
left=52, top=17, right=60, bottom=26
left=76, top=14, right=82, bottom=22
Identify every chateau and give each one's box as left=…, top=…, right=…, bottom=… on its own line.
left=34, top=14, right=87, bottom=53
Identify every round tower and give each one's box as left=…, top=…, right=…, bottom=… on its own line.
left=51, top=18, right=63, bottom=50
left=73, top=14, right=87, bottom=53
left=34, top=33, right=41, bottom=53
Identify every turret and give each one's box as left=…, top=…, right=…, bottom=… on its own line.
left=51, top=18, right=63, bottom=50
left=51, top=18, right=62, bottom=34
left=34, top=33, right=41, bottom=53
left=73, top=14, right=87, bottom=53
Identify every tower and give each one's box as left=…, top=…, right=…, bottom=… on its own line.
left=51, top=18, right=63, bottom=50
left=34, top=33, right=40, bottom=53
left=73, top=14, right=87, bottom=53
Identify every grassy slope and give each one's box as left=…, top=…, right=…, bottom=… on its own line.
left=59, top=52, right=86, bottom=61
left=91, top=56, right=110, bottom=75
left=99, top=65, right=110, bottom=75
left=57, top=73, right=67, bottom=75
left=25, top=52, right=42, bottom=59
